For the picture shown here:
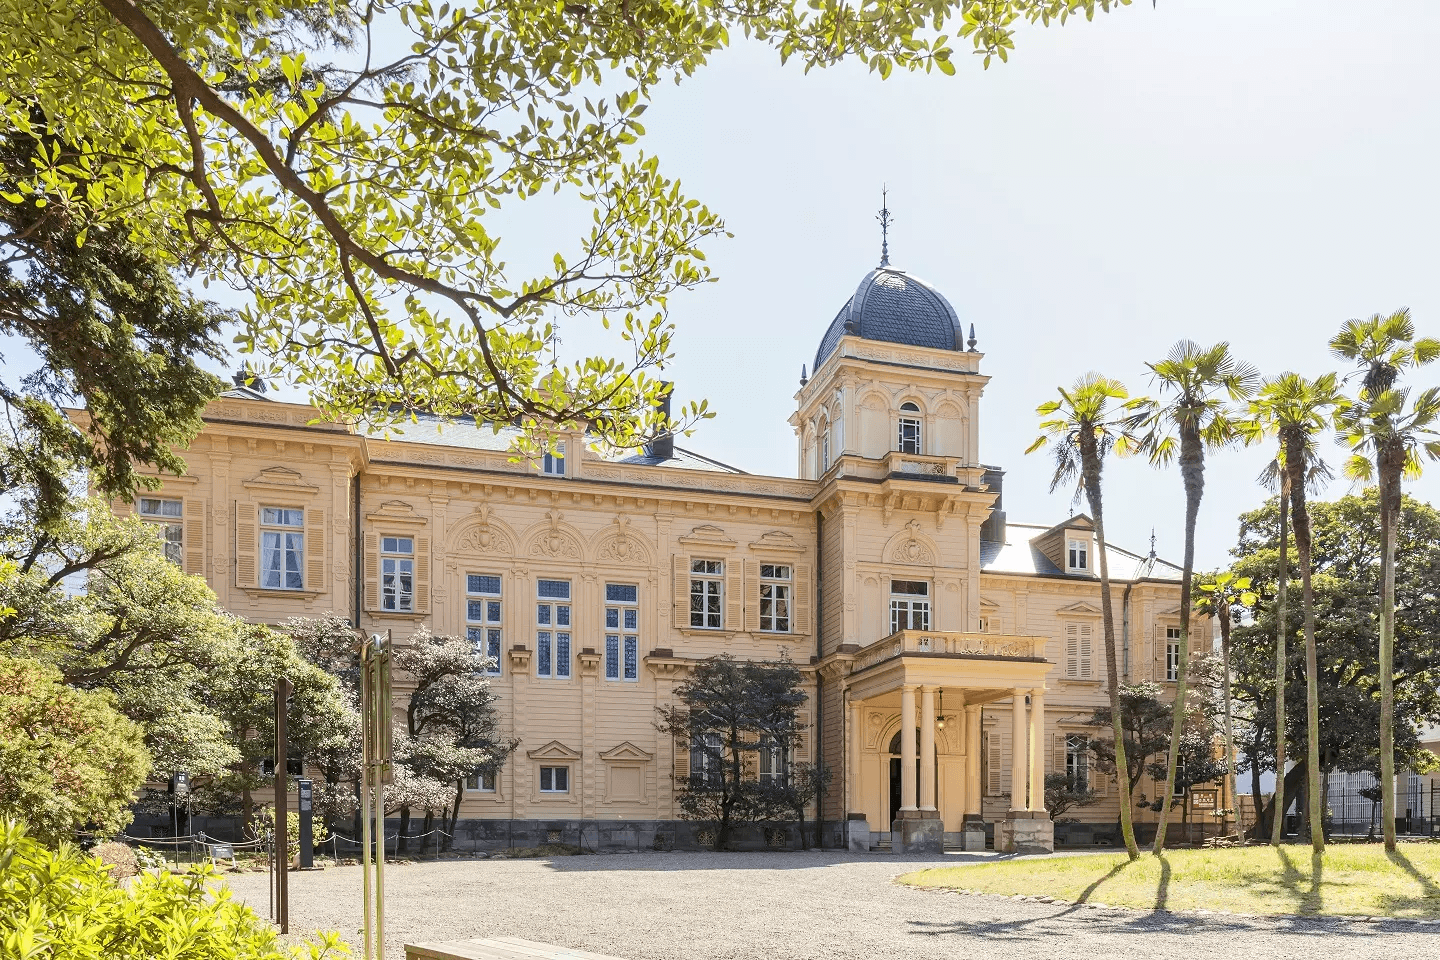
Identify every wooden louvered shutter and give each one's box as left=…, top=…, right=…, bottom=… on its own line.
left=414, top=535, right=431, bottom=614
left=1079, top=622, right=1093, bottom=679
left=1091, top=750, right=1106, bottom=795
left=673, top=718, right=690, bottom=785
left=1053, top=734, right=1066, bottom=784
left=234, top=502, right=257, bottom=588
left=795, top=712, right=811, bottom=760
left=672, top=555, right=690, bottom=629
left=986, top=732, right=1003, bottom=796
left=183, top=497, right=207, bottom=579
left=724, top=560, right=742, bottom=631
left=743, top=559, right=760, bottom=632
left=305, top=507, right=326, bottom=591
left=793, top=561, right=813, bottom=635
left=1065, top=623, right=1079, bottom=679
left=741, top=748, right=759, bottom=782
left=363, top=531, right=379, bottom=611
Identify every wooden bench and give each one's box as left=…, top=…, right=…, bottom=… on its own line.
left=406, top=936, right=629, bottom=960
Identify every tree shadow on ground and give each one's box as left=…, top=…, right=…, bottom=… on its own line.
left=1273, top=846, right=1323, bottom=916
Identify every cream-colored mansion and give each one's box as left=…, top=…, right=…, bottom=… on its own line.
left=112, top=261, right=1211, bottom=853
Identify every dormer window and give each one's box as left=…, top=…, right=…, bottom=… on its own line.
left=541, top=441, right=566, bottom=477
left=1067, top=538, right=1089, bottom=572
left=898, top=402, right=922, bottom=455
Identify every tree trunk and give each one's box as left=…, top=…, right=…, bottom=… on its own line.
left=1219, top=601, right=1239, bottom=837
left=1286, top=433, right=1324, bottom=853
left=1378, top=446, right=1402, bottom=851
left=1250, top=753, right=1264, bottom=840
left=1154, top=424, right=1203, bottom=855
left=1270, top=481, right=1290, bottom=847
left=397, top=806, right=411, bottom=854
left=447, top=781, right=463, bottom=853
left=1080, top=433, right=1139, bottom=859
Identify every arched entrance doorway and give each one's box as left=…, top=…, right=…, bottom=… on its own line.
left=886, top=729, right=936, bottom=824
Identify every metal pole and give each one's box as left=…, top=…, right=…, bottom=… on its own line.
left=298, top=779, right=314, bottom=869
left=275, top=677, right=293, bottom=934
left=376, top=777, right=386, bottom=960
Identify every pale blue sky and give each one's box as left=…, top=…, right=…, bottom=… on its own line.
left=16, top=0, right=1440, bottom=571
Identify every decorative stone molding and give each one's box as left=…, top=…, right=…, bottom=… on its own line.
left=447, top=504, right=517, bottom=556
left=523, top=510, right=585, bottom=561
left=748, top=529, right=806, bottom=554
left=365, top=499, right=427, bottom=526
left=886, top=519, right=937, bottom=565
left=242, top=465, right=320, bottom=495
left=677, top=523, right=737, bottom=551
left=591, top=514, right=654, bottom=565
left=526, top=740, right=581, bottom=761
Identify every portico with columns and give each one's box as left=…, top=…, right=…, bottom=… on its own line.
left=827, top=629, right=1054, bottom=854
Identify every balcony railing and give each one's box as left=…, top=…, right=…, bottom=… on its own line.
left=849, top=630, right=1048, bottom=673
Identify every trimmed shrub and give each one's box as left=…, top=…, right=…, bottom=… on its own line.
left=0, top=820, right=349, bottom=959
left=91, top=841, right=139, bottom=879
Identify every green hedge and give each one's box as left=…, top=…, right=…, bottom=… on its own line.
left=0, top=821, right=349, bottom=959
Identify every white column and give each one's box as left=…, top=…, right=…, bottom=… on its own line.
left=848, top=695, right=863, bottom=817
left=964, top=704, right=982, bottom=819
left=899, top=685, right=918, bottom=814
left=1009, top=689, right=1027, bottom=814
left=1028, top=688, right=1046, bottom=815
left=920, top=686, right=937, bottom=812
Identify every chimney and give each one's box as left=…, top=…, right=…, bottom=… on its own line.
left=648, top=383, right=674, bottom=461
left=979, top=466, right=1006, bottom=543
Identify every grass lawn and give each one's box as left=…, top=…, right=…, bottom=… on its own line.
left=899, top=843, right=1440, bottom=919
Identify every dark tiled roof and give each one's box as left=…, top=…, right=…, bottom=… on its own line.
left=616, top=446, right=745, bottom=474
left=814, top=266, right=963, bottom=369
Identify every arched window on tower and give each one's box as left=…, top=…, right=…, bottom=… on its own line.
left=819, top=416, right=831, bottom=474
left=897, top=402, right=922, bottom=455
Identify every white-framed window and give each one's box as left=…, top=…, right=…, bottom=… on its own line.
left=898, top=401, right=922, bottom=455
left=137, top=497, right=184, bottom=565
left=889, top=580, right=931, bottom=633
left=820, top=421, right=830, bottom=474
left=380, top=536, right=414, bottom=611
left=536, top=579, right=572, bottom=678
left=690, top=731, right=723, bottom=788
left=1165, top=626, right=1182, bottom=681
left=539, top=765, right=570, bottom=793
left=605, top=583, right=639, bottom=682
left=977, top=616, right=990, bottom=633
left=1065, top=734, right=1090, bottom=790
left=759, top=564, right=792, bottom=633
left=759, top=739, right=788, bottom=785
left=689, top=559, right=723, bottom=629
left=541, top=441, right=566, bottom=477
left=464, top=771, right=496, bottom=792
left=1172, top=756, right=1187, bottom=797
left=466, top=574, right=503, bottom=676
left=260, top=507, right=305, bottom=590
left=1067, top=537, right=1089, bottom=572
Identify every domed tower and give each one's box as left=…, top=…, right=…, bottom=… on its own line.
left=792, top=262, right=986, bottom=480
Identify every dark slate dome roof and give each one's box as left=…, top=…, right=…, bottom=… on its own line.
left=813, top=266, right=963, bottom=370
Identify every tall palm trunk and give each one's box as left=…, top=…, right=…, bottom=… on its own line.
left=1270, top=479, right=1290, bottom=846
left=1080, top=434, right=1139, bottom=859
left=1153, top=426, right=1203, bottom=853
left=1378, top=441, right=1404, bottom=851
left=1218, top=599, right=1238, bottom=836
left=1285, top=432, right=1324, bottom=853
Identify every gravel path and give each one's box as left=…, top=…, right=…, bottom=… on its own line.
left=223, top=850, right=1438, bottom=959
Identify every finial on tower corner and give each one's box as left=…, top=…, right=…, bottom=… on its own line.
left=967, top=324, right=978, bottom=352
left=876, top=186, right=892, bottom=267
left=800, top=364, right=808, bottom=386
left=1149, top=528, right=1157, bottom=559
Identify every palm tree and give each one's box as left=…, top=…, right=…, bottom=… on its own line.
left=1195, top=571, right=1256, bottom=838
left=1332, top=307, right=1440, bottom=852
left=1254, top=441, right=1330, bottom=845
left=1026, top=373, right=1149, bottom=860
left=1134, top=341, right=1258, bottom=853
left=1250, top=372, right=1346, bottom=853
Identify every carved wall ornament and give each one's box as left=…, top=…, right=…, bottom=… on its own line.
left=889, top=518, right=937, bottom=565
left=594, top=514, right=653, bottom=565
left=448, top=504, right=517, bottom=556
left=527, top=509, right=584, bottom=560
